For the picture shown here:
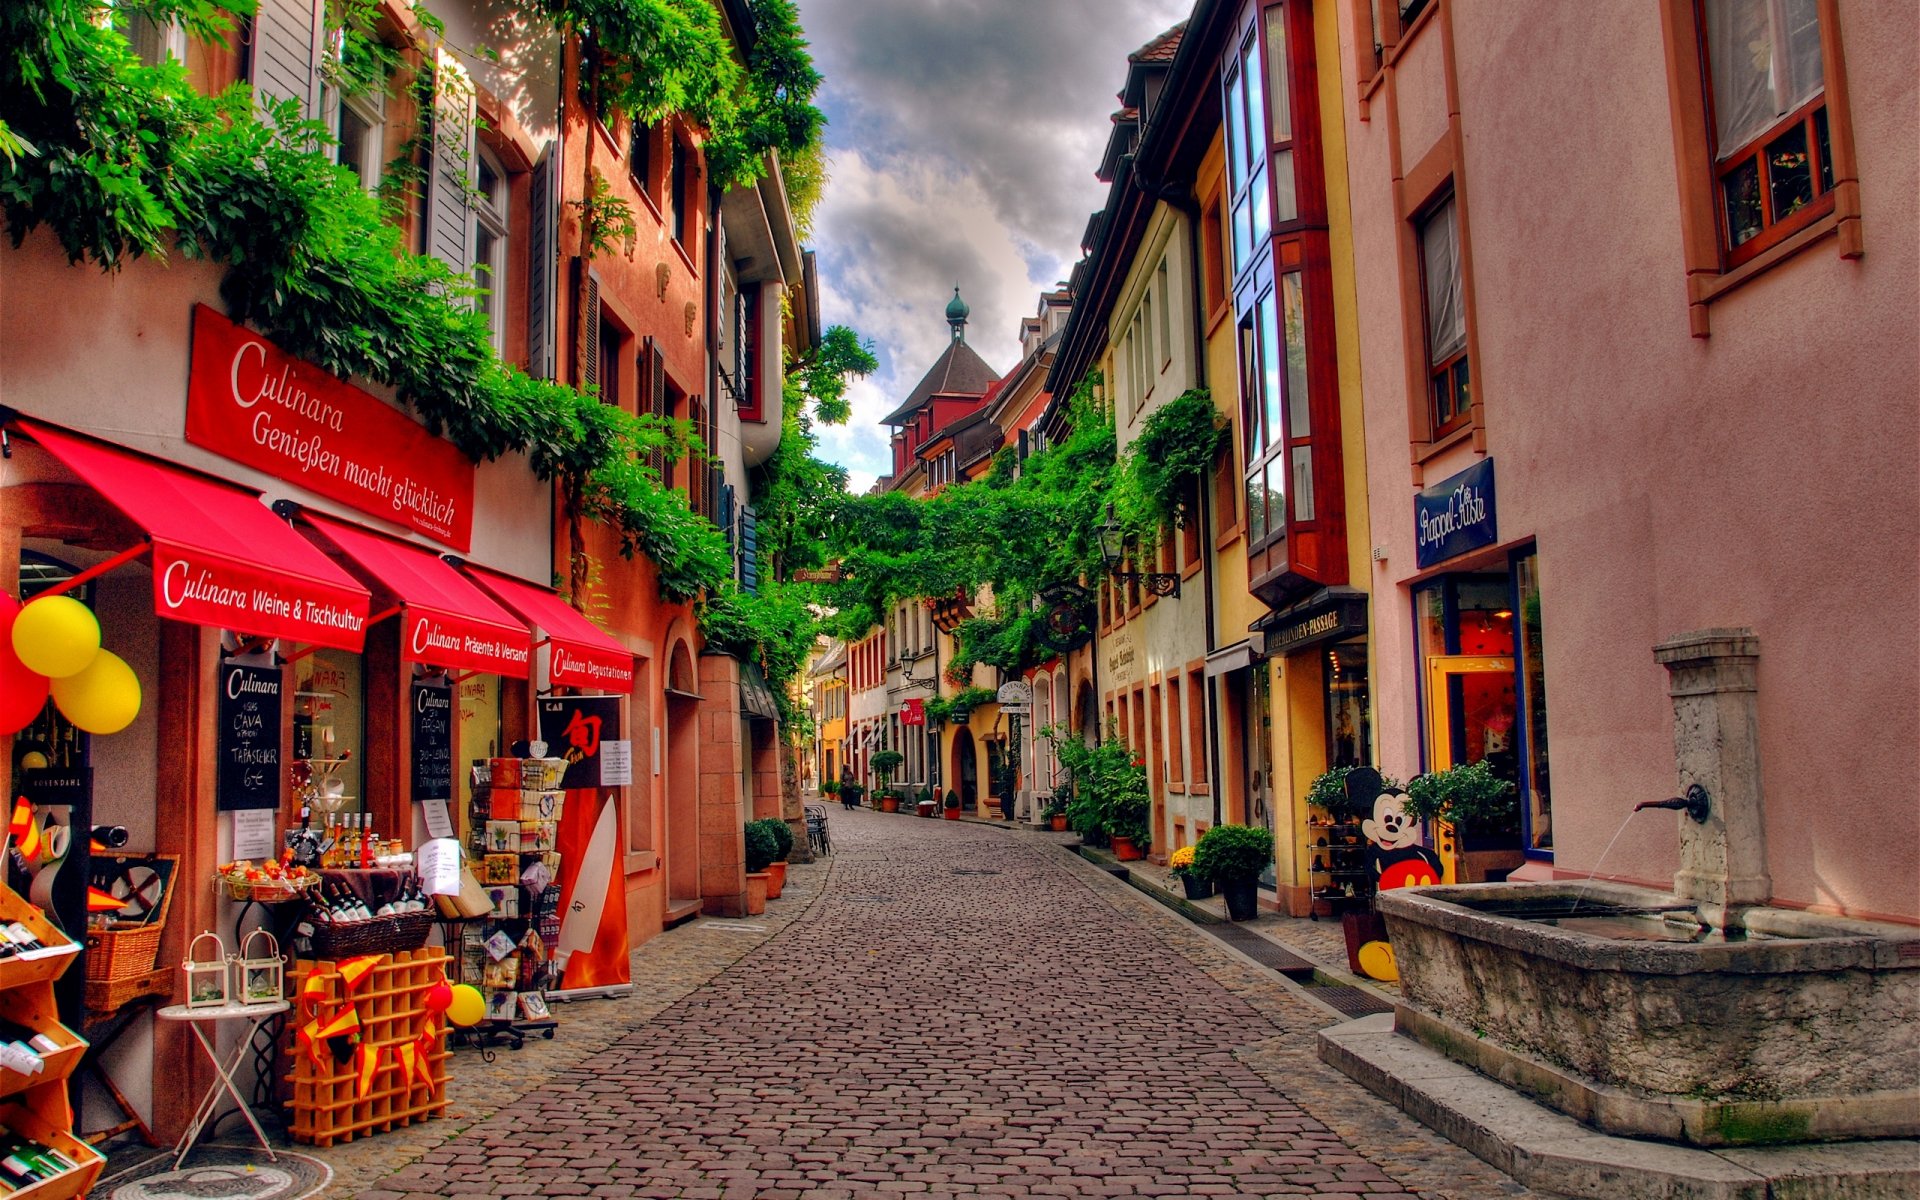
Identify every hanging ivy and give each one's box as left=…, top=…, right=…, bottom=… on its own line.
left=1112, top=387, right=1224, bottom=535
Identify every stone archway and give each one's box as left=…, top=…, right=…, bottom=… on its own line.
left=664, top=638, right=700, bottom=910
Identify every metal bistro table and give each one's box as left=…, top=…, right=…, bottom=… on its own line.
left=157, top=999, right=290, bottom=1168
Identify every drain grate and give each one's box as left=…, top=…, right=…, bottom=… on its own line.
left=1207, top=924, right=1318, bottom=982
left=1303, top=982, right=1394, bottom=1018
left=951, top=868, right=1002, bottom=876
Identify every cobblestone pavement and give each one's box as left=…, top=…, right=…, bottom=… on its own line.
left=355, top=809, right=1533, bottom=1200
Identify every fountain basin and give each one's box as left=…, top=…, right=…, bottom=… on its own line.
left=1378, top=880, right=1920, bottom=1146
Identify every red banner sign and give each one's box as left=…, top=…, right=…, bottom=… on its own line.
left=185, top=305, right=476, bottom=550
left=901, top=698, right=925, bottom=726
left=403, top=610, right=531, bottom=678
left=550, top=643, right=635, bottom=692
left=153, top=540, right=368, bottom=651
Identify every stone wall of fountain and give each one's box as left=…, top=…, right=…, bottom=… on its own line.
left=1370, top=629, right=1920, bottom=1146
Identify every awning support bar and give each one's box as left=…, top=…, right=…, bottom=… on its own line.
left=51, top=543, right=150, bottom=596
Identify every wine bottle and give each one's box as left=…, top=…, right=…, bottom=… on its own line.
left=360, top=813, right=375, bottom=869
left=90, top=825, right=129, bottom=848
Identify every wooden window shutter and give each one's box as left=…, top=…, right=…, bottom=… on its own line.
left=424, top=48, right=477, bottom=280
left=580, top=269, right=601, bottom=393
left=249, top=0, right=323, bottom=122
left=738, top=504, right=760, bottom=594
left=688, top=394, right=709, bottom=515
left=526, top=142, right=560, bottom=380
left=645, top=339, right=667, bottom=475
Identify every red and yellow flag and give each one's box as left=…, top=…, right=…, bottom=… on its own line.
left=86, top=886, right=123, bottom=914
left=337, top=955, right=380, bottom=992
left=313, top=1005, right=360, bottom=1041
left=9, top=798, right=40, bottom=862
left=354, top=1043, right=381, bottom=1097
left=395, top=1041, right=419, bottom=1089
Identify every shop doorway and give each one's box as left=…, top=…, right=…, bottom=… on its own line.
left=665, top=645, right=701, bottom=909
left=952, top=728, right=977, bottom=809
left=1232, top=665, right=1278, bottom=889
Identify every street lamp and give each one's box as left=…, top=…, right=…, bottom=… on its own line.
left=1097, top=504, right=1180, bottom=598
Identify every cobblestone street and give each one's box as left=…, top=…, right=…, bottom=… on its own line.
left=356, top=810, right=1529, bottom=1199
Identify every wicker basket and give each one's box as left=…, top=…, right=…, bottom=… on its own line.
left=307, top=909, right=434, bottom=961
left=84, top=921, right=167, bottom=984
left=84, top=965, right=172, bottom=1013
left=219, top=875, right=313, bottom=903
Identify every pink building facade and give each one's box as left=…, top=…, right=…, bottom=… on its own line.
left=1338, top=0, right=1916, bottom=922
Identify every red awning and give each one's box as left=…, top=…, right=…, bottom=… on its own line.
left=468, top=569, right=635, bottom=693
left=18, top=421, right=371, bottom=649
left=303, top=515, right=531, bottom=677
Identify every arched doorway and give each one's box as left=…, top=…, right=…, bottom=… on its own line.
left=1076, top=679, right=1098, bottom=746
left=665, top=640, right=700, bottom=911
left=952, top=727, right=977, bottom=810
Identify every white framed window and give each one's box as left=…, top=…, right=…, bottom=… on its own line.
left=329, top=85, right=385, bottom=192
left=473, top=143, right=510, bottom=356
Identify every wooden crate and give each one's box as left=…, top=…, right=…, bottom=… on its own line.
left=284, top=948, right=450, bottom=1148
left=0, top=880, right=100, bottom=1200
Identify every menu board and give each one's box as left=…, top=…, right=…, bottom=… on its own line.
left=217, top=662, right=282, bottom=811
left=411, top=680, right=454, bottom=802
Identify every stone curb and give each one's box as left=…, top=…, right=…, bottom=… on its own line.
left=1319, top=1014, right=1920, bottom=1199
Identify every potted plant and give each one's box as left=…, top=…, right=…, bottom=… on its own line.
left=942, top=789, right=962, bottom=820
left=1168, top=845, right=1213, bottom=900
left=840, top=781, right=865, bottom=811
left=870, top=751, right=904, bottom=811
left=820, top=778, right=840, bottom=802
left=1403, top=759, right=1522, bottom=882
left=1306, top=765, right=1389, bottom=822
left=743, top=821, right=778, bottom=915
left=916, top=787, right=937, bottom=817
left=1195, top=824, right=1274, bottom=921
left=1044, top=796, right=1069, bottom=832
left=751, top=818, right=792, bottom=899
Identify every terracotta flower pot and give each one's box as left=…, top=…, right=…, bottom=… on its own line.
left=1050, top=815, right=1068, bottom=832
left=1111, top=835, right=1144, bottom=861
left=745, top=872, right=769, bottom=915
left=917, top=801, right=937, bottom=817
left=766, top=860, right=787, bottom=899
left=943, top=807, right=960, bottom=820
left=880, top=796, right=900, bottom=813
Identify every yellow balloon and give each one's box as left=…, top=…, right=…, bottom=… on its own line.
left=12, top=596, right=100, bottom=679
left=50, top=649, right=141, bottom=735
left=1357, top=940, right=1399, bottom=983
left=446, top=983, right=486, bottom=1027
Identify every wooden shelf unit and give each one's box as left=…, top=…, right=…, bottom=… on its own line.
left=285, top=948, right=449, bottom=1148
left=0, top=885, right=103, bottom=1198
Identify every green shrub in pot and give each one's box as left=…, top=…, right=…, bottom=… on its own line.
left=744, top=821, right=778, bottom=874
left=1193, top=824, right=1275, bottom=884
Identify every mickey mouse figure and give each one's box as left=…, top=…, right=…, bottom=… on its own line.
left=1345, top=767, right=1443, bottom=892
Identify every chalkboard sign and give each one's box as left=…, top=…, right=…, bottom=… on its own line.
left=217, top=662, right=282, bottom=811
left=411, top=680, right=454, bottom=801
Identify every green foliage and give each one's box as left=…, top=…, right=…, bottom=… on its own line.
left=868, top=750, right=903, bottom=780
left=573, top=170, right=638, bottom=259
left=1403, top=761, right=1518, bottom=828
left=942, top=790, right=960, bottom=810
left=1113, top=388, right=1224, bottom=535
left=529, top=0, right=822, bottom=191
left=780, top=139, right=825, bottom=240
left=923, top=686, right=995, bottom=727
left=1307, top=765, right=1402, bottom=820
left=1193, top=824, right=1274, bottom=884
left=1044, top=723, right=1150, bottom=848
left=819, top=778, right=839, bottom=795
left=1, top=0, right=732, bottom=600
left=749, top=816, right=792, bottom=862
left=743, top=820, right=778, bottom=873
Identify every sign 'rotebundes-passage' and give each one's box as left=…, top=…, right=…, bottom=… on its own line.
left=186, top=305, right=476, bottom=550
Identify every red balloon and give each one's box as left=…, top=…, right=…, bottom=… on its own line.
left=0, top=597, right=49, bottom=736
left=423, top=980, right=453, bottom=1014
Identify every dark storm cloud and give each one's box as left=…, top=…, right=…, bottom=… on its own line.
left=795, top=0, right=1193, bottom=486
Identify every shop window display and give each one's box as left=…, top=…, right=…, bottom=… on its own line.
left=294, top=649, right=364, bottom=833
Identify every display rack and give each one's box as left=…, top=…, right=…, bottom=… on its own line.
left=0, top=884, right=105, bottom=1198
left=1304, top=810, right=1374, bottom=918
left=284, top=948, right=449, bottom=1148
left=456, top=759, right=563, bottom=1045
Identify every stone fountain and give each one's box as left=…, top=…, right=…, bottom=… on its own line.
left=1329, top=630, right=1920, bottom=1154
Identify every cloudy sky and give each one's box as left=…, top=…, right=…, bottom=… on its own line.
left=796, top=0, right=1192, bottom=492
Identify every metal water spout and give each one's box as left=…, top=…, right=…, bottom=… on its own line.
left=1633, top=784, right=1711, bottom=824
left=1654, top=629, right=1771, bottom=930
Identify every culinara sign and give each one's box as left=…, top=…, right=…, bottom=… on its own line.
left=1415, top=459, right=1498, bottom=568
left=186, top=305, right=477, bottom=550
left=410, top=680, right=454, bottom=802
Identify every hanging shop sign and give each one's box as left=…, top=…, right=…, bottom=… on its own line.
left=186, top=305, right=478, bottom=550
left=900, top=698, right=925, bottom=726
left=537, top=695, right=624, bottom=790
left=1415, top=458, right=1497, bottom=569
left=1255, top=588, right=1369, bottom=657
left=410, top=680, right=454, bottom=802
left=217, top=662, right=283, bottom=811
left=790, top=563, right=843, bottom=583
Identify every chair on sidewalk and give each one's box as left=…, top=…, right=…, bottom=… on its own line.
left=804, top=804, right=831, bottom=856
